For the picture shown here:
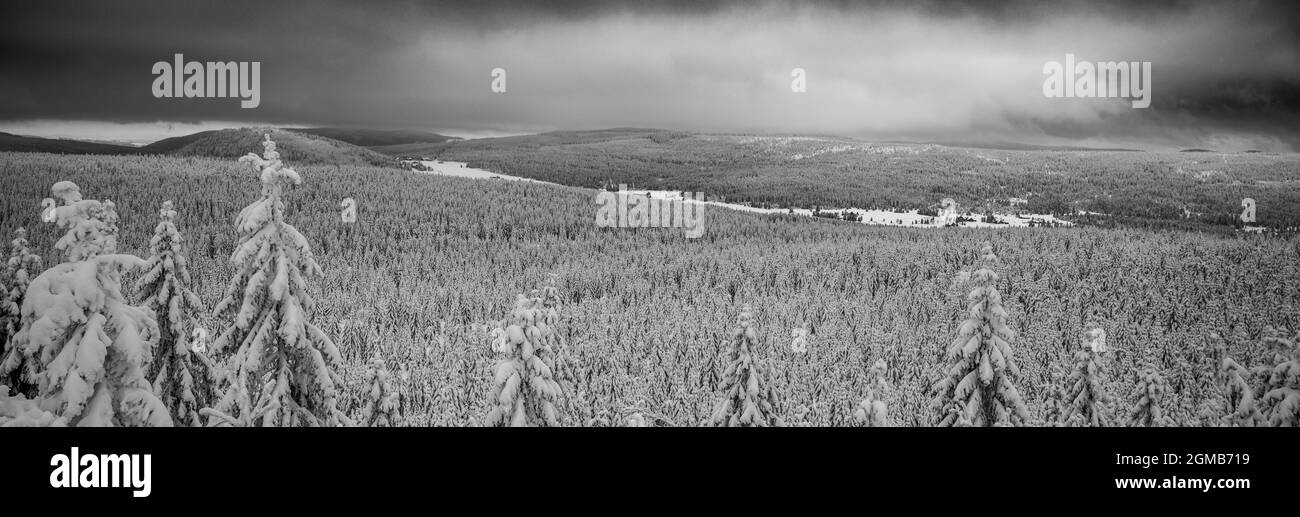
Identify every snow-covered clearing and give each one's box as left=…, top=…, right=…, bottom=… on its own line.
left=410, top=163, right=1073, bottom=228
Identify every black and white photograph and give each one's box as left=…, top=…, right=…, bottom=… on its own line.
left=0, top=0, right=1297, bottom=503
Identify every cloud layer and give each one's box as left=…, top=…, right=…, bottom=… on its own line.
left=2, top=0, right=1297, bottom=150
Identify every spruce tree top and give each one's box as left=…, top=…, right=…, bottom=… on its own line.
left=241, top=134, right=302, bottom=197
left=158, top=200, right=176, bottom=224
left=47, top=181, right=120, bottom=262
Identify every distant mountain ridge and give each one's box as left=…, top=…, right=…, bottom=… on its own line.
left=155, top=127, right=396, bottom=167
left=375, top=129, right=1150, bottom=156
left=369, top=128, right=689, bottom=157
left=0, top=131, right=137, bottom=155
left=290, top=127, right=452, bottom=147
left=135, top=130, right=219, bottom=155
left=920, top=140, right=1145, bottom=152
left=1, top=127, right=455, bottom=164
left=4, top=127, right=1271, bottom=162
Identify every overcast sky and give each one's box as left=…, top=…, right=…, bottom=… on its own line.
left=1, top=0, right=1297, bottom=150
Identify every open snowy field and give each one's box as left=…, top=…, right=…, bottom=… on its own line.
left=619, top=189, right=1075, bottom=228
left=415, top=160, right=559, bottom=185
left=408, top=163, right=1077, bottom=229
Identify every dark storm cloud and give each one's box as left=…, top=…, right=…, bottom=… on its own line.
left=1, top=0, right=1297, bottom=150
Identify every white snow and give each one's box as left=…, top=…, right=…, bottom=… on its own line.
left=622, top=189, right=1074, bottom=228
left=408, top=164, right=1074, bottom=229
left=415, top=161, right=560, bottom=186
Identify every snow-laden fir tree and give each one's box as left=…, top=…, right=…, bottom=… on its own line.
left=1201, top=333, right=1258, bottom=427
left=708, top=305, right=784, bottom=427
left=0, top=227, right=41, bottom=374
left=1037, top=368, right=1069, bottom=426
left=1061, top=336, right=1112, bottom=427
left=1196, top=386, right=1227, bottom=427
left=1258, top=327, right=1299, bottom=427
left=0, top=181, right=171, bottom=426
left=133, top=201, right=218, bottom=426
left=1127, top=366, right=1172, bottom=427
left=360, top=354, right=399, bottom=427
left=852, top=359, right=890, bottom=427
left=202, top=135, right=350, bottom=427
left=624, top=411, right=649, bottom=427
left=1217, top=349, right=1260, bottom=427
left=483, top=283, right=565, bottom=427
left=931, top=243, right=1029, bottom=426
left=539, top=275, right=575, bottom=385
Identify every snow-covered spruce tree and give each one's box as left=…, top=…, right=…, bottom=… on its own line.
left=1197, top=392, right=1227, bottom=426
left=0, top=227, right=41, bottom=372
left=1037, top=368, right=1069, bottom=426
left=1194, top=335, right=1228, bottom=425
left=483, top=287, right=564, bottom=427
left=931, top=243, right=1029, bottom=427
left=360, top=355, right=399, bottom=427
left=0, top=181, right=170, bottom=426
left=624, top=412, right=649, bottom=427
left=1217, top=352, right=1261, bottom=427
left=133, top=200, right=218, bottom=426
left=1127, top=366, right=1172, bottom=427
left=708, top=305, right=784, bottom=427
left=1258, top=327, right=1299, bottom=427
left=852, top=359, right=890, bottom=427
left=202, top=135, right=350, bottom=427
left=1061, top=338, right=1112, bottom=427
left=539, top=275, right=574, bottom=385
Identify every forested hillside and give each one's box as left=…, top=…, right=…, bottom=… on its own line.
left=1, top=149, right=1296, bottom=427
left=428, top=130, right=1300, bottom=231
